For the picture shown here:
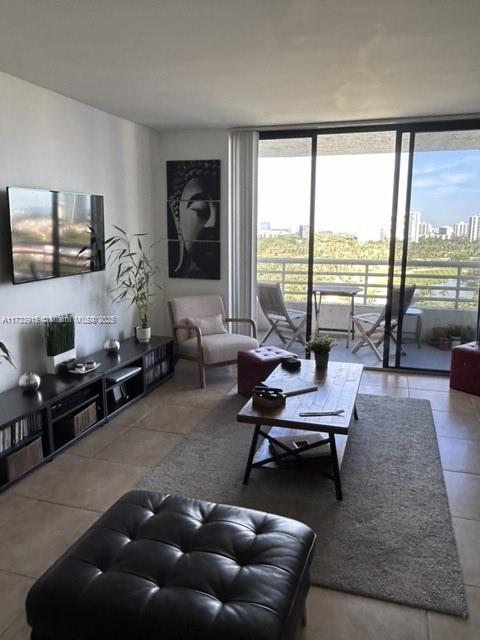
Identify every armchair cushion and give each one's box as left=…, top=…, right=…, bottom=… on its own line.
left=170, top=295, right=226, bottom=343
left=179, top=333, right=259, bottom=365
left=186, top=314, right=227, bottom=336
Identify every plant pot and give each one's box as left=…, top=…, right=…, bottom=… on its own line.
left=136, top=326, right=151, bottom=343
left=46, top=348, right=76, bottom=374
left=437, top=336, right=450, bottom=351
left=314, top=351, right=329, bottom=369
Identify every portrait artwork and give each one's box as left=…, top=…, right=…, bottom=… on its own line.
left=167, top=159, right=220, bottom=279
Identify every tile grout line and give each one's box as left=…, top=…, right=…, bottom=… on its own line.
left=9, top=491, right=105, bottom=515
left=61, top=451, right=148, bottom=467
left=452, top=515, right=480, bottom=524
left=443, top=469, right=480, bottom=479
left=66, top=427, right=187, bottom=459
left=126, top=426, right=196, bottom=436
left=437, top=435, right=480, bottom=443
left=441, top=467, right=480, bottom=477
left=464, top=581, right=480, bottom=589
left=425, top=609, right=432, bottom=640
left=436, top=433, right=480, bottom=442
left=64, top=451, right=177, bottom=467
left=0, top=567, right=35, bottom=581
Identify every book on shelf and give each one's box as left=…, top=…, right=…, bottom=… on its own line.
left=144, top=346, right=167, bottom=370
left=145, top=361, right=170, bottom=386
left=0, top=413, right=43, bottom=455
left=144, top=347, right=170, bottom=386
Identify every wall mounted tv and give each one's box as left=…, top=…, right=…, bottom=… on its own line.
left=7, top=187, right=105, bottom=284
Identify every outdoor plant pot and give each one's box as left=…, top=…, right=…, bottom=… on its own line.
left=314, top=351, right=329, bottom=369
left=438, top=336, right=450, bottom=351
left=136, top=326, right=151, bottom=343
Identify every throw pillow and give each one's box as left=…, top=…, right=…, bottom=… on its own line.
left=186, top=314, right=227, bottom=336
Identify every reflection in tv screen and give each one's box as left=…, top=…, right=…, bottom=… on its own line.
left=7, top=187, right=105, bottom=284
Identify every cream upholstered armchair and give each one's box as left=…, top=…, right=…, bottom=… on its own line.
left=168, top=295, right=258, bottom=388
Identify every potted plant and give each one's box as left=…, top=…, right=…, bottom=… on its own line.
left=306, top=335, right=334, bottom=369
left=44, top=314, right=76, bottom=373
left=447, top=324, right=474, bottom=347
left=0, top=341, right=14, bottom=367
left=106, top=226, right=161, bottom=343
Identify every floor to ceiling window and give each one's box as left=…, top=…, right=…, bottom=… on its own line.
left=313, top=131, right=397, bottom=367
left=257, top=137, right=312, bottom=352
left=256, top=121, right=480, bottom=372
left=393, top=129, right=480, bottom=371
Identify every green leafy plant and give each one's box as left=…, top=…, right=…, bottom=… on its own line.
left=446, top=325, right=474, bottom=342
left=44, top=315, right=75, bottom=357
left=106, top=226, right=161, bottom=329
left=306, top=335, right=334, bottom=353
left=0, top=341, right=14, bottom=367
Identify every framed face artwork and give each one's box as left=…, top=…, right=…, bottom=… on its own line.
left=167, top=159, right=220, bottom=279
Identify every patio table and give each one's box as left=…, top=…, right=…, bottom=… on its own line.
left=313, top=284, right=362, bottom=347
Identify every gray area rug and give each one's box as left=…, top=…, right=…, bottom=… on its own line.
left=139, top=393, right=467, bottom=616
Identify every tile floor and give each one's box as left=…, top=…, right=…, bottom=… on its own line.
left=0, top=362, right=479, bottom=639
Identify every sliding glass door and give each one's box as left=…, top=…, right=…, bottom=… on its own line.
left=393, top=129, right=480, bottom=371
left=257, top=137, right=313, bottom=353
left=313, top=131, right=397, bottom=367
left=256, top=121, right=480, bottom=372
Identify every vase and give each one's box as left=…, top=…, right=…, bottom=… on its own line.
left=314, top=351, right=329, bottom=369
left=18, top=372, right=41, bottom=392
left=104, top=338, right=121, bottom=353
left=136, top=326, right=151, bottom=343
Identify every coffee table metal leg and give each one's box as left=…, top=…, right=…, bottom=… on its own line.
left=329, top=433, right=343, bottom=500
left=243, top=425, right=261, bottom=485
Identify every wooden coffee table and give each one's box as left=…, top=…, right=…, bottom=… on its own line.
left=237, top=360, right=363, bottom=500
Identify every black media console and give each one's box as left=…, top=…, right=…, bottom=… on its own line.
left=0, top=336, right=174, bottom=491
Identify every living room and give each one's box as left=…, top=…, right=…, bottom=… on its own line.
left=0, top=1, right=479, bottom=639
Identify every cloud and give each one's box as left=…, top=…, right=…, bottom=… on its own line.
left=413, top=172, right=473, bottom=189
left=413, top=153, right=480, bottom=191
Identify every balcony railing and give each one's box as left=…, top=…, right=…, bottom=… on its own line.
left=257, top=257, right=480, bottom=310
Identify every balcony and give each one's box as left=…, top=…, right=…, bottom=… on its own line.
left=257, top=257, right=480, bottom=370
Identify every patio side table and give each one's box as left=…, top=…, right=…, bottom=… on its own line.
left=313, top=284, right=362, bottom=347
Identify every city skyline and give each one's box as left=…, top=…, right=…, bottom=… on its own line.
left=259, top=212, right=480, bottom=243
left=407, top=211, right=480, bottom=243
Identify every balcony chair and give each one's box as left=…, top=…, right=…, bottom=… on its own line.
left=257, top=282, right=307, bottom=349
left=352, top=286, right=416, bottom=362
left=168, top=295, right=258, bottom=388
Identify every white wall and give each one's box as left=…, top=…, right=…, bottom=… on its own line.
left=152, top=129, right=230, bottom=330
left=0, top=72, right=162, bottom=392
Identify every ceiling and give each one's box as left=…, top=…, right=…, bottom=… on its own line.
left=0, top=0, right=479, bottom=131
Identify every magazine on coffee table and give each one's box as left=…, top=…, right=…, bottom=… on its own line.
left=269, top=432, right=331, bottom=461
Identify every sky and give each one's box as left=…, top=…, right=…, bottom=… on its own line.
left=258, top=148, right=480, bottom=241
left=411, top=150, right=480, bottom=225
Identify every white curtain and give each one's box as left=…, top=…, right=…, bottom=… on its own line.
left=229, top=130, right=259, bottom=332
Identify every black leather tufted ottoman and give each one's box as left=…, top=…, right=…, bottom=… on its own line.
left=26, top=490, right=316, bottom=640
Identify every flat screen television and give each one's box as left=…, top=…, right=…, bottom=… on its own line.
left=7, top=187, right=105, bottom=284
